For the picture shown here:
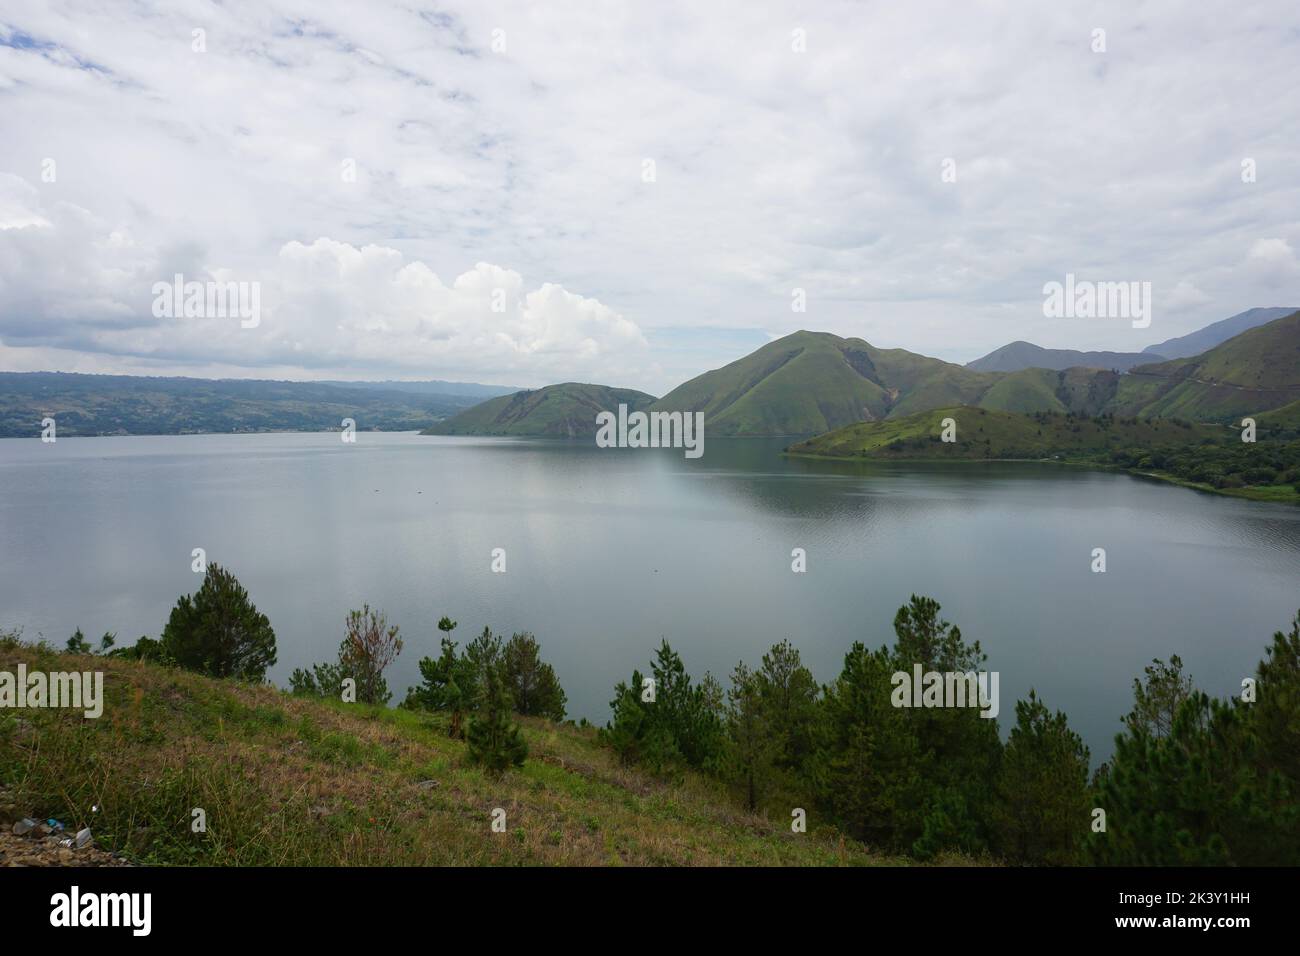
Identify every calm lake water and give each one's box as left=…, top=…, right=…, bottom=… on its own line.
left=3, top=430, right=1298, bottom=763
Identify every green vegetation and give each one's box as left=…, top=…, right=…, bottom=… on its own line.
left=1113, top=309, right=1300, bottom=421
left=5, top=592, right=1297, bottom=866
left=0, top=632, right=899, bottom=865
left=595, top=598, right=1300, bottom=866
left=160, top=563, right=278, bottom=681
left=787, top=405, right=1300, bottom=503
left=786, top=406, right=1222, bottom=460
left=465, top=664, right=529, bottom=776
left=1092, top=618, right=1300, bottom=865
left=650, top=330, right=996, bottom=436
left=649, top=311, right=1300, bottom=436
left=601, top=642, right=725, bottom=773
left=292, top=606, right=404, bottom=705
left=501, top=632, right=568, bottom=721
left=423, top=383, right=657, bottom=438
left=0, top=371, right=487, bottom=437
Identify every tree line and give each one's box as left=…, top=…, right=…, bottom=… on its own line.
left=71, top=563, right=1300, bottom=864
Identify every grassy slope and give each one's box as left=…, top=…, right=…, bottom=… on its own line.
left=0, top=644, right=927, bottom=866
left=1115, top=310, right=1300, bottom=421
left=976, top=369, right=1067, bottom=414
left=1258, top=398, right=1300, bottom=434
left=978, top=367, right=1122, bottom=416
left=786, top=406, right=1223, bottom=460
left=650, top=330, right=995, bottom=436
left=423, top=384, right=657, bottom=438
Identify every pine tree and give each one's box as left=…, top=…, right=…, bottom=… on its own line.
left=815, top=640, right=926, bottom=849
left=1125, top=656, right=1194, bottom=738
left=466, top=664, right=528, bottom=775
left=1093, top=617, right=1300, bottom=866
left=755, top=639, right=820, bottom=772
left=724, top=662, right=778, bottom=811
left=992, top=690, right=1091, bottom=864
left=887, top=596, right=1000, bottom=857
left=161, top=563, right=277, bottom=680
left=601, top=669, right=678, bottom=770
left=502, top=631, right=567, bottom=720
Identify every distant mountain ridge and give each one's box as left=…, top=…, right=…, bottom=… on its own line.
left=6, top=307, right=1297, bottom=439
left=318, top=379, right=521, bottom=398
left=967, top=341, right=1161, bottom=373
left=1142, top=307, right=1298, bottom=360
left=0, top=371, right=482, bottom=437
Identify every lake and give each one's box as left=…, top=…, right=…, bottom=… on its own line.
left=3, top=430, right=1298, bottom=763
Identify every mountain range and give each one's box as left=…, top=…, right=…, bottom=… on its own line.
left=0, top=372, right=493, bottom=438
left=966, top=306, right=1297, bottom=373
left=428, top=307, right=1300, bottom=438
left=5, top=307, right=1298, bottom=440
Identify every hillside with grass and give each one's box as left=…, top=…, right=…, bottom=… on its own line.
left=0, top=641, right=911, bottom=866
left=785, top=406, right=1223, bottom=461
left=1115, top=309, right=1300, bottom=421
left=649, top=330, right=996, bottom=436
left=787, top=405, right=1300, bottom=502
left=1142, top=306, right=1299, bottom=359
left=422, top=383, right=657, bottom=438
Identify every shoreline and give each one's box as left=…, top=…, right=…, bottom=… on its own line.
left=782, top=450, right=1300, bottom=504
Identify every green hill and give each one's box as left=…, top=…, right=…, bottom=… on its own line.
left=643, top=318, right=1300, bottom=438
left=786, top=405, right=1223, bottom=460
left=1114, top=310, right=1300, bottom=421
left=0, top=640, right=910, bottom=866
left=423, top=383, right=657, bottom=438
left=976, top=367, right=1120, bottom=416
left=650, top=330, right=996, bottom=436
left=1257, top=399, right=1300, bottom=437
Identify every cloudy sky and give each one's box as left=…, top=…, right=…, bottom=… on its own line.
left=1, top=1, right=1298, bottom=396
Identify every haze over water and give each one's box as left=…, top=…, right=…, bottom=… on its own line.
left=4, top=430, right=1298, bottom=764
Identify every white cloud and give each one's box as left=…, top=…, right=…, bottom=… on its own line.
left=0, top=176, right=647, bottom=384
left=0, top=2, right=1298, bottom=387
